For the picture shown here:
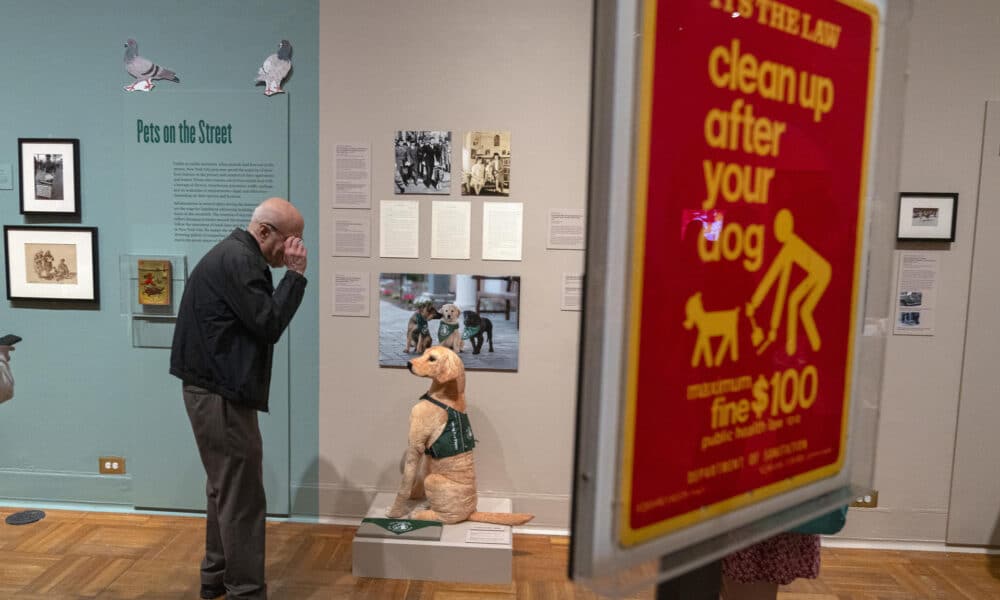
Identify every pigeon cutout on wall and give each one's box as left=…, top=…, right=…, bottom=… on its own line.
left=123, top=39, right=179, bottom=92
left=255, top=40, right=292, bottom=96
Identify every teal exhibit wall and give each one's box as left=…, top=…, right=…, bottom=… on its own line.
left=0, top=0, right=320, bottom=514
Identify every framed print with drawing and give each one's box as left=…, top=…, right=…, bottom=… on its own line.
left=896, top=192, right=957, bottom=242
left=4, top=226, right=99, bottom=302
left=18, top=138, right=81, bottom=216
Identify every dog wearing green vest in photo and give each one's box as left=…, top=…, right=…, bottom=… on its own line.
left=405, top=301, right=442, bottom=354
left=437, top=303, right=464, bottom=353
left=386, top=346, right=533, bottom=526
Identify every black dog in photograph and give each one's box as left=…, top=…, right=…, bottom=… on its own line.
left=462, top=311, right=494, bottom=355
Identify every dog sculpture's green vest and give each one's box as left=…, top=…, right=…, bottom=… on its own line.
left=421, top=393, right=476, bottom=459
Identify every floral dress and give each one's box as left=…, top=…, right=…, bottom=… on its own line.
left=722, top=533, right=821, bottom=585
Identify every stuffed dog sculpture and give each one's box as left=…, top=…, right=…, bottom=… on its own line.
left=406, top=301, right=442, bottom=354
left=387, top=346, right=533, bottom=525
left=462, top=310, right=494, bottom=354
left=437, top=303, right=464, bottom=352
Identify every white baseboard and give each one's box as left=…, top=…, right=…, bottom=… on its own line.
left=3, top=495, right=997, bottom=553
left=835, top=506, right=949, bottom=543
left=822, top=537, right=1000, bottom=554
left=0, top=469, right=132, bottom=506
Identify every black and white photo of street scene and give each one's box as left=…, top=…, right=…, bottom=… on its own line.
left=33, top=153, right=64, bottom=200
left=394, top=131, right=451, bottom=194
left=899, top=291, right=922, bottom=307
left=911, top=207, right=939, bottom=227
left=379, top=272, right=520, bottom=372
left=461, top=130, right=510, bottom=196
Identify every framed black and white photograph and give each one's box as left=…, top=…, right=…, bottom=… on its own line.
left=4, top=226, right=99, bottom=302
left=393, top=131, right=451, bottom=195
left=461, top=130, right=510, bottom=196
left=18, top=138, right=81, bottom=216
left=896, top=192, right=957, bottom=241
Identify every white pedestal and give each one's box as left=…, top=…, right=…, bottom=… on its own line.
left=352, top=492, right=513, bottom=584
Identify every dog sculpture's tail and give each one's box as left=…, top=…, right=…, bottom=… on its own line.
left=466, top=511, right=534, bottom=526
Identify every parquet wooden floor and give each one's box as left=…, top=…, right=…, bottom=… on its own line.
left=1, top=507, right=997, bottom=599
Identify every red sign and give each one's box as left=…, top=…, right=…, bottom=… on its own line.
left=620, top=0, right=879, bottom=546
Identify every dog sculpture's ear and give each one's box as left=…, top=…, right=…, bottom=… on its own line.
left=439, top=348, right=466, bottom=391
left=435, top=348, right=457, bottom=378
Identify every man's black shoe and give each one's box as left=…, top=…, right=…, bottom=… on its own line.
left=200, top=583, right=225, bottom=599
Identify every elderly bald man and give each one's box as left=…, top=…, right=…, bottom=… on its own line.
left=170, top=197, right=307, bottom=600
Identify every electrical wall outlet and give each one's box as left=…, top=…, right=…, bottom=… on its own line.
left=99, top=456, right=126, bottom=475
left=850, top=490, right=878, bottom=508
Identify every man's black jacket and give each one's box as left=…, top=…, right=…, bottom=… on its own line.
left=170, top=228, right=307, bottom=411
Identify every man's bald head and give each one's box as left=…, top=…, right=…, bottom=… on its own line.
left=248, top=197, right=305, bottom=268
left=250, top=197, right=304, bottom=236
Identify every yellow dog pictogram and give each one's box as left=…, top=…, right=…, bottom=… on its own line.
left=684, top=292, right=740, bottom=368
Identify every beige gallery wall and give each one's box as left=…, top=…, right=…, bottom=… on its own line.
left=839, top=0, right=1000, bottom=543
left=317, top=0, right=1000, bottom=541
left=317, top=1, right=592, bottom=527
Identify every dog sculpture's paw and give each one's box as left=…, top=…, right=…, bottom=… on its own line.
left=386, top=503, right=408, bottom=519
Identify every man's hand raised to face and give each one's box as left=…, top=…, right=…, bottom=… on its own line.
left=283, top=236, right=307, bottom=274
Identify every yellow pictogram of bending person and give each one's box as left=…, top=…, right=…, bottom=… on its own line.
left=684, top=292, right=739, bottom=367
left=745, top=209, right=831, bottom=356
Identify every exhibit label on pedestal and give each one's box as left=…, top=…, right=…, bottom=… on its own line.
left=619, top=0, right=879, bottom=546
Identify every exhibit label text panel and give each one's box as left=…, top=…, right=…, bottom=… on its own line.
left=621, top=0, right=878, bottom=546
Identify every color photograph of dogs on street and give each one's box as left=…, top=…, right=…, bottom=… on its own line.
left=378, top=272, right=520, bottom=371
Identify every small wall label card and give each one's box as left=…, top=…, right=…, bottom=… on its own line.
left=138, top=259, right=171, bottom=306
